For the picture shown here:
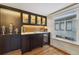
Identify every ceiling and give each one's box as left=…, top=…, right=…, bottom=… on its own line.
left=1, top=3, right=73, bottom=16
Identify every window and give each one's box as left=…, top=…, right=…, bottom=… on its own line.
left=66, top=21, right=72, bottom=31
left=54, top=11, right=76, bottom=42
left=55, top=23, right=59, bottom=31
left=60, top=22, right=64, bottom=31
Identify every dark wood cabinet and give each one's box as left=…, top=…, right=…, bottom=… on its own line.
left=21, top=33, right=50, bottom=54
left=30, top=34, right=43, bottom=49
left=0, top=35, right=21, bottom=54
left=7, top=35, right=20, bottom=52
left=21, top=35, right=30, bottom=54
left=0, top=35, right=6, bottom=54
left=21, top=34, right=43, bottom=54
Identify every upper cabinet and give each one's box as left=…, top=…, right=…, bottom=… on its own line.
left=37, top=16, right=42, bottom=25
left=0, top=4, right=47, bottom=26
left=42, top=17, right=47, bottom=26
left=30, top=15, right=36, bottom=24
left=22, top=13, right=29, bottom=24
left=22, top=13, right=47, bottom=26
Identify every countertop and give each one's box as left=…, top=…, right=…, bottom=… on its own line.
left=21, top=32, right=49, bottom=35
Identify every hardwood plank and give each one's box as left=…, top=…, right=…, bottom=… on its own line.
left=5, top=49, right=21, bottom=55
left=23, top=45, right=68, bottom=55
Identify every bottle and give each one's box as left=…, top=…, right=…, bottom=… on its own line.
left=15, top=28, right=18, bottom=34
left=2, top=25, right=5, bottom=35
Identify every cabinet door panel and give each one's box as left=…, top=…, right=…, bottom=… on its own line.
left=30, top=34, right=43, bottom=49
left=0, top=35, right=5, bottom=54
left=4, top=35, right=20, bottom=53
left=21, top=35, right=30, bottom=53
left=9, top=35, right=20, bottom=51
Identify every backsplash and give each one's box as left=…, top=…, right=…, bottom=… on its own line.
left=21, top=25, right=47, bottom=32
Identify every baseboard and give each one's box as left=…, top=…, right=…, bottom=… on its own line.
left=49, top=45, right=70, bottom=55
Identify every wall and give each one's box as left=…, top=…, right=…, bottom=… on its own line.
left=47, top=4, right=79, bottom=54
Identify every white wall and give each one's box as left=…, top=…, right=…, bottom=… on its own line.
left=47, top=4, right=79, bottom=55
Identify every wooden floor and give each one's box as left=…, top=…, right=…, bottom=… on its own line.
left=23, top=45, right=68, bottom=55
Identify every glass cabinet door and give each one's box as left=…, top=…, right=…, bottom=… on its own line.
left=31, top=15, right=36, bottom=24
left=37, top=16, right=41, bottom=25
left=42, top=17, right=46, bottom=25
left=23, top=13, right=29, bottom=24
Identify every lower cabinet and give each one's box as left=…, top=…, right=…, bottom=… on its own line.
left=21, top=35, right=30, bottom=54
left=6, top=35, right=20, bottom=52
left=0, top=33, right=49, bottom=54
left=0, top=34, right=20, bottom=54
left=0, top=35, right=6, bottom=54
left=43, top=33, right=50, bottom=45
left=30, top=34, right=43, bottom=49
left=21, top=34, right=43, bottom=54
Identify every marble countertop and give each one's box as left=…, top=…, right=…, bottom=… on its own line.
left=21, top=32, right=49, bottom=35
